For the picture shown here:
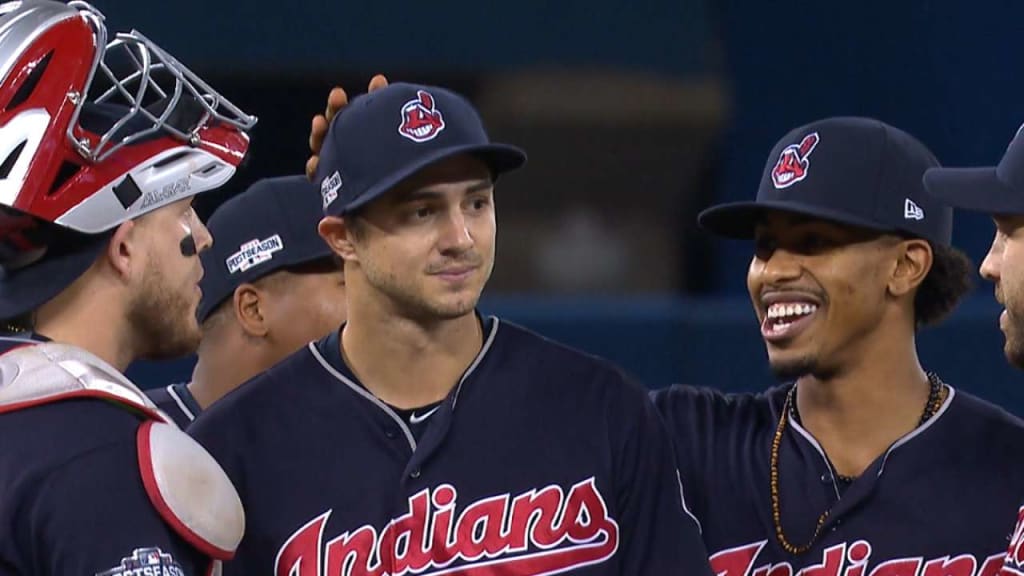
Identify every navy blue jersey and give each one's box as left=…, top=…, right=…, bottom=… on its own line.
left=146, top=382, right=201, bottom=428
left=652, top=383, right=1024, bottom=576
left=191, top=317, right=711, bottom=576
left=0, top=391, right=207, bottom=575
left=0, top=336, right=222, bottom=575
left=0, top=332, right=46, bottom=351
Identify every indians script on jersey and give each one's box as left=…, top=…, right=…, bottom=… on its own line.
left=1004, top=505, right=1024, bottom=576
left=275, top=478, right=619, bottom=576
left=711, top=541, right=1006, bottom=576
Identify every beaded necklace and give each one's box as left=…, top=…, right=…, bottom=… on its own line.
left=769, top=373, right=945, bottom=554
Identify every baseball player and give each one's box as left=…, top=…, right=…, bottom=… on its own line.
left=189, top=82, right=712, bottom=575
left=653, top=118, right=1024, bottom=576
left=0, top=1, right=257, bottom=574
left=922, top=124, right=1024, bottom=576
left=147, top=175, right=347, bottom=427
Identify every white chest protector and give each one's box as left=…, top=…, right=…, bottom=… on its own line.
left=0, top=342, right=244, bottom=565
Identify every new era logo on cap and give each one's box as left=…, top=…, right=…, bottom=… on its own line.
left=772, top=132, right=820, bottom=189
left=398, top=90, right=445, bottom=142
left=226, top=234, right=284, bottom=274
left=904, top=198, right=925, bottom=220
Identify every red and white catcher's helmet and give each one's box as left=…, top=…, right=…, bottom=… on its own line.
left=0, top=0, right=255, bottom=264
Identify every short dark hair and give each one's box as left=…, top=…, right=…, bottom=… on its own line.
left=343, top=211, right=367, bottom=241
left=200, top=255, right=343, bottom=333
left=915, top=242, right=973, bottom=328
left=200, top=298, right=232, bottom=334
left=0, top=310, right=34, bottom=334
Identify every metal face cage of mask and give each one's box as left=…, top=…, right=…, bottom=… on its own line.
left=0, top=0, right=257, bottom=230
left=61, top=0, right=256, bottom=164
left=0, top=0, right=256, bottom=270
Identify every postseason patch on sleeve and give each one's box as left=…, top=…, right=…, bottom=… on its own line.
left=95, top=547, right=184, bottom=576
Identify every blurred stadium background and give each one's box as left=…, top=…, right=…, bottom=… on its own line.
left=92, top=0, right=1024, bottom=414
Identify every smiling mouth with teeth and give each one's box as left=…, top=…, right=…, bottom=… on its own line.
left=764, top=302, right=819, bottom=332
left=409, top=125, right=435, bottom=138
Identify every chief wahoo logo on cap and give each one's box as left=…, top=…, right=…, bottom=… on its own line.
left=772, top=132, right=820, bottom=189
left=398, top=90, right=446, bottom=143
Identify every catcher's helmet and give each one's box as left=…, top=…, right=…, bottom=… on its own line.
left=0, top=0, right=256, bottom=317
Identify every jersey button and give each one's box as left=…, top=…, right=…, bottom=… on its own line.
left=820, top=472, right=832, bottom=483
left=410, top=469, right=421, bottom=479
left=385, top=429, right=397, bottom=439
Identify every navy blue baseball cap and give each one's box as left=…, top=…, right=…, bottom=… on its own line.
left=923, top=124, right=1024, bottom=215
left=315, top=82, right=526, bottom=216
left=196, top=175, right=334, bottom=322
left=0, top=230, right=108, bottom=320
left=699, top=117, right=953, bottom=246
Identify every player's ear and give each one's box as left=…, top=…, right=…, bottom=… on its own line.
left=318, top=216, right=359, bottom=263
left=233, top=284, right=269, bottom=338
left=888, top=237, right=932, bottom=298
left=104, top=219, right=138, bottom=282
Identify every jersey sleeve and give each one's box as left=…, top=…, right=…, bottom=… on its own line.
left=610, top=373, right=713, bottom=576
left=15, top=437, right=209, bottom=576
left=650, top=384, right=744, bottom=530
left=188, top=399, right=253, bottom=576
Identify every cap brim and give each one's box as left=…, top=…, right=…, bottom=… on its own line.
left=334, top=143, right=527, bottom=215
left=698, top=200, right=897, bottom=239
left=0, top=236, right=106, bottom=319
left=923, top=166, right=1022, bottom=215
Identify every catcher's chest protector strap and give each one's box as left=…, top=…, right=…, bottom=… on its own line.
left=0, top=343, right=244, bottom=561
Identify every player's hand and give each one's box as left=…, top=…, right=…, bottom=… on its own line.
left=306, top=74, right=390, bottom=179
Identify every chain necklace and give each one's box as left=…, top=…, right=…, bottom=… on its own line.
left=769, top=373, right=945, bottom=555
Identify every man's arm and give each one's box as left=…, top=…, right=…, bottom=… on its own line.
left=18, top=438, right=211, bottom=576
left=612, top=376, right=713, bottom=575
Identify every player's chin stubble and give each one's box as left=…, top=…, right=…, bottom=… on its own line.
left=127, top=264, right=201, bottom=360
left=770, top=358, right=817, bottom=381
left=369, top=253, right=491, bottom=321
left=768, top=352, right=839, bottom=382
left=1004, top=311, right=1024, bottom=370
left=367, top=269, right=482, bottom=321
left=418, top=277, right=484, bottom=320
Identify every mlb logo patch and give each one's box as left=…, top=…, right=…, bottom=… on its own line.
left=321, top=171, right=343, bottom=209
left=97, top=547, right=183, bottom=576
left=398, top=90, right=445, bottom=142
left=226, top=234, right=284, bottom=274
left=772, top=132, right=820, bottom=189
